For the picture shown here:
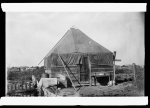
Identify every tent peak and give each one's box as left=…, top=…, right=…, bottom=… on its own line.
left=70, top=25, right=78, bottom=29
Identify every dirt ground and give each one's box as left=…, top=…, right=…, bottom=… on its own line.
left=7, top=81, right=144, bottom=97
left=56, top=82, right=144, bottom=97
left=57, top=88, right=80, bottom=97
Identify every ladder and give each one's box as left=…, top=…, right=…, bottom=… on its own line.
left=58, top=54, right=82, bottom=92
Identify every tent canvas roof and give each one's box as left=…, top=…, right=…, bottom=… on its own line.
left=45, top=27, right=112, bottom=58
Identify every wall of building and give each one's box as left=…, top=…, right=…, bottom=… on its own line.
left=45, top=64, right=113, bottom=85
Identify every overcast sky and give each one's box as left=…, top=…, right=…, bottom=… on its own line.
left=6, top=12, right=144, bottom=67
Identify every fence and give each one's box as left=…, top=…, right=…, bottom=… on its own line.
left=115, top=64, right=144, bottom=86
left=7, top=81, right=36, bottom=96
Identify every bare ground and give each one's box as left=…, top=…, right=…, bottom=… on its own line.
left=56, top=82, right=144, bottom=97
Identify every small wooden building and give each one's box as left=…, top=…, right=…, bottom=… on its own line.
left=44, top=27, right=114, bottom=86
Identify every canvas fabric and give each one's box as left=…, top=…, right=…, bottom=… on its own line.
left=44, top=52, right=113, bottom=70
left=44, top=28, right=113, bottom=70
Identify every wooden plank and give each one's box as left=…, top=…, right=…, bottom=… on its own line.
left=91, top=63, right=113, bottom=66
left=91, top=68, right=113, bottom=72
left=51, top=65, right=78, bottom=68
left=91, top=68, right=113, bottom=69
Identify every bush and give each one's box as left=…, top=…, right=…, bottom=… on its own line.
left=7, top=66, right=45, bottom=82
left=135, top=66, right=144, bottom=92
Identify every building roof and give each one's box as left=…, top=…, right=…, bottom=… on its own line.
left=45, top=27, right=112, bottom=58
left=44, top=27, right=114, bottom=68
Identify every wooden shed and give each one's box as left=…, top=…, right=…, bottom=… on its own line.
left=43, top=27, right=114, bottom=86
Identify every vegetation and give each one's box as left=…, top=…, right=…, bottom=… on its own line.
left=7, top=66, right=45, bottom=82
left=79, top=82, right=141, bottom=96
left=134, top=65, right=144, bottom=92
left=7, top=64, right=144, bottom=96
left=79, top=64, right=144, bottom=96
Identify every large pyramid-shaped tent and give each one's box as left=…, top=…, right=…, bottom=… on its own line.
left=44, top=27, right=113, bottom=70
left=45, top=27, right=111, bottom=55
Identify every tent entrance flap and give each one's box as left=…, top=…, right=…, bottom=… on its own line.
left=80, top=56, right=90, bottom=82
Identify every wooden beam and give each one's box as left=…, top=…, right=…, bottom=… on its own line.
left=91, top=71, right=113, bottom=73
left=51, top=65, right=78, bottom=68
left=91, top=63, right=113, bottom=66
left=113, top=62, right=116, bottom=86
left=38, top=58, right=44, bottom=65
left=115, top=59, right=121, bottom=62
left=91, top=67, right=114, bottom=69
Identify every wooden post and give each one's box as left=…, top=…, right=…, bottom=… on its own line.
left=12, top=84, right=14, bottom=91
left=12, top=84, right=14, bottom=90
left=132, top=63, right=136, bottom=83
left=94, top=73, right=96, bottom=86
left=21, top=82, right=23, bottom=90
left=16, top=83, right=18, bottom=90
left=112, top=51, right=122, bottom=86
left=25, top=83, right=27, bottom=90
left=7, top=85, right=9, bottom=92
left=109, top=72, right=110, bottom=82
left=113, top=61, right=116, bottom=85
left=10, top=84, right=12, bottom=91
left=14, top=83, right=17, bottom=90
left=113, top=51, right=116, bottom=85
left=88, top=56, right=92, bottom=86
left=29, top=82, right=31, bottom=90
left=56, top=79, right=58, bottom=96
left=19, top=83, right=21, bottom=90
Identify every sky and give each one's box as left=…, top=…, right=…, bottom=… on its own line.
left=6, top=12, right=145, bottom=67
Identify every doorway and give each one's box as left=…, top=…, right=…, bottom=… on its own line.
left=79, top=56, right=90, bottom=83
